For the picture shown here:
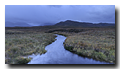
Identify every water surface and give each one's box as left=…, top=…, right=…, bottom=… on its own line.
left=28, top=34, right=111, bottom=64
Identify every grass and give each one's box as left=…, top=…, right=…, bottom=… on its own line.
left=5, top=29, right=56, bottom=64
left=50, top=28, right=115, bottom=63
left=5, top=26, right=115, bottom=64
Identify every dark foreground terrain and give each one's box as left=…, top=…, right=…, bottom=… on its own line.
left=5, top=24, right=115, bottom=64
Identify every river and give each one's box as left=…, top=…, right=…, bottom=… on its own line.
left=28, top=34, right=112, bottom=64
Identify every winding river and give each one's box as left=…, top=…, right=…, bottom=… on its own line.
left=28, top=34, right=112, bottom=64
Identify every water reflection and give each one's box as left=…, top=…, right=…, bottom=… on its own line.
left=28, top=34, right=112, bottom=64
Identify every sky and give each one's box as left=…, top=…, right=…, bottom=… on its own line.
left=5, top=5, right=115, bottom=27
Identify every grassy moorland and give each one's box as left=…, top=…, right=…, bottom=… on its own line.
left=5, top=29, right=56, bottom=64
left=5, top=26, right=115, bottom=64
left=49, top=27, right=115, bottom=63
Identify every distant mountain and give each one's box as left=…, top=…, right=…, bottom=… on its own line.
left=54, top=20, right=115, bottom=27
left=41, top=23, right=55, bottom=26
left=5, top=18, right=54, bottom=27
left=5, top=18, right=36, bottom=27
left=5, top=21, right=32, bottom=27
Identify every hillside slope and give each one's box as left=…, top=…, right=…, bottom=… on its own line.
left=54, top=20, right=115, bottom=27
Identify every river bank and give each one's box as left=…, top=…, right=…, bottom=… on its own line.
left=5, top=29, right=56, bottom=64
left=28, top=34, right=112, bottom=64
left=53, top=29, right=115, bottom=63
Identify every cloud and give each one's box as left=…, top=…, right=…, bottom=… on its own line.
left=5, top=5, right=115, bottom=27
left=73, top=5, right=115, bottom=23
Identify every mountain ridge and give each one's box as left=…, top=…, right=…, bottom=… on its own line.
left=54, top=20, right=115, bottom=27
left=5, top=20, right=115, bottom=27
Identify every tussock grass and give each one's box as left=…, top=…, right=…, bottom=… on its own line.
left=5, top=30, right=56, bottom=64
left=64, top=29, right=115, bottom=63
left=5, top=27, right=115, bottom=64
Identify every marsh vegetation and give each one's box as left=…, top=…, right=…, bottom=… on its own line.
left=5, top=26, right=115, bottom=64
left=5, top=29, right=56, bottom=64
left=50, top=28, right=115, bottom=63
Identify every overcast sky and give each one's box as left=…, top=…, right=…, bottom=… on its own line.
left=5, top=5, right=115, bottom=26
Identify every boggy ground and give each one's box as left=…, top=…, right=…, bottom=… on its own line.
left=50, top=27, right=115, bottom=63
left=5, top=26, right=115, bottom=64
left=5, top=29, right=56, bottom=64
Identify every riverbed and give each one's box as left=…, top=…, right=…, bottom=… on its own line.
left=28, top=34, right=112, bottom=64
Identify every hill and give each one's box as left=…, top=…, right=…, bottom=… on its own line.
left=54, top=20, right=115, bottom=27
